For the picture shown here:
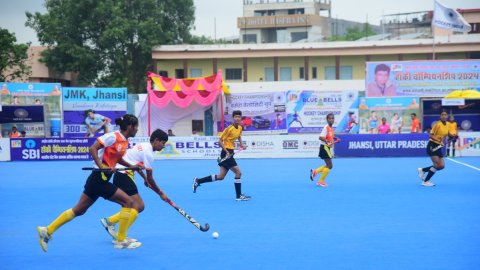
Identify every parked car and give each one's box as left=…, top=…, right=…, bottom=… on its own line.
left=252, top=116, right=271, bottom=129
left=241, top=116, right=252, bottom=129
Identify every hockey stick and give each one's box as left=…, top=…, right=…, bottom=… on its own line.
left=217, top=148, right=245, bottom=164
left=81, top=167, right=140, bottom=172
left=166, top=200, right=210, bottom=232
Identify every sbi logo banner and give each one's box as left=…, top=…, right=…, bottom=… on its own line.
left=23, top=139, right=40, bottom=159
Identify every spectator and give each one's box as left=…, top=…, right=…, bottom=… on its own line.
left=34, top=99, right=42, bottom=105
left=411, top=113, right=421, bottom=133
left=167, top=129, right=175, bottom=136
left=9, top=126, right=20, bottom=138
left=192, top=129, right=199, bottom=136
left=20, top=131, right=27, bottom=137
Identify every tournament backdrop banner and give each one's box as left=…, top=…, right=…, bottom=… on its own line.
left=334, top=133, right=429, bottom=157
left=359, top=97, right=421, bottom=134
left=366, top=60, right=480, bottom=97
left=10, top=138, right=95, bottom=161
left=0, top=138, right=10, bottom=161
left=62, top=87, right=127, bottom=137
left=286, top=90, right=359, bottom=133
left=0, top=82, right=62, bottom=137
left=219, top=92, right=287, bottom=134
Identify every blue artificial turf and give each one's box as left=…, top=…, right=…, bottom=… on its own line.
left=1, top=157, right=479, bottom=270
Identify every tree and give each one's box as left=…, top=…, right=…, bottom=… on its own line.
left=329, top=23, right=377, bottom=41
left=0, top=28, right=31, bottom=82
left=26, top=0, right=195, bottom=93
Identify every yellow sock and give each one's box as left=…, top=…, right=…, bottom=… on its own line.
left=117, top=207, right=131, bottom=241
left=126, top=208, right=139, bottom=231
left=108, top=212, right=121, bottom=225
left=315, top=165, right=325, bottom=174
left=47, top=208, right=75, bottom=235
left=319, top=168, right=330, bottom=183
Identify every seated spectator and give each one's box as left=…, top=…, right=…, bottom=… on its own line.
left=9, top=126, right=20, bottom=138
left=20, top=131, right=27, bottom=137
left=168, top=129, right=175, bottom=136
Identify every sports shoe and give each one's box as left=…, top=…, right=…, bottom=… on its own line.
left=236, top=194, right=251, bottom=201
left=111, top=237, right=138, bottom=244
left=113, top=239, right=142, bottom=249
left=37, top=226, right=51, bottom=252
left=417, top=168, right=425, bottom=181
left=317, top=181, right=328, bottom=187
left=192, top=177, right=199, bottom=193
left=310, top=169, right=317, bottom=181
left=422, top=181, right=435, bottom=187
left=100, top=218, right=117, bottom=240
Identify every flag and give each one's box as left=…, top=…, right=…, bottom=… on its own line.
left=432, top=0, right=472, bottom=32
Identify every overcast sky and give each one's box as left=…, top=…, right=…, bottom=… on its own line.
left=0, top=0, right=478, bottom=44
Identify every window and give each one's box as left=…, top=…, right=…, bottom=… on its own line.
left=291, top=32, right=308, bottom=42
left=225, top=68, right=242, bottom=80
left=158, top=70, right=168, bottom=77
left=190, top=68, right=202, bottom=78
left=325, top=66, right=336, bottom=80
left=312, top=67, right=317, bottom=79
left=175, top=69, right=185, bottom=78
left=192, top=120, right=204, bottom=133
left=243, top=34, right=257, bottom=44
left=265, top=67, right=274, bottom=81
left=280, top=67, right=292, bottom=81
left=339, top=66, right=353, bottom=80
left=299, top=67, right=304, bottom=79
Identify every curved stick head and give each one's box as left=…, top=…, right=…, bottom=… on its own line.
left=200, top=223, right=210, bottom=232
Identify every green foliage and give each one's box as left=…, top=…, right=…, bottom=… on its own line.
left=0, top=28, right=31, bottom=81
left=328, top=23, right=377, bottom=42
left=188, top=35, right=239, bottom=45
left=26, top=0, right=195, bottom=93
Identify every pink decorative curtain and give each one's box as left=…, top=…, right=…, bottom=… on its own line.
left=145, top=71, right=226, bottom=135
left=147, top=71, right=224, bottom=108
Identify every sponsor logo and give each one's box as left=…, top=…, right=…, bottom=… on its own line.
left=301, top=140, right=320, bottom=149
left=283, top=140, right=298, bottom=149
left=11, top=140, right=22, bottom=148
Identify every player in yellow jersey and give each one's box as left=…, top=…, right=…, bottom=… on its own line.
left=417, top=111, right=451, bottom=187
left=192, top=110, right=250, bottom=201
left=446, top=115, right=458, bottom=157
left=310, top=113, right=340, bottom=187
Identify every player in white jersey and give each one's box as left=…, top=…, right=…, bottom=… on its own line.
left=99, top=129, right=170, bottom=242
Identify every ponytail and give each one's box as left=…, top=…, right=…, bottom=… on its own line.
left=115, top=114, right=138, bottom=131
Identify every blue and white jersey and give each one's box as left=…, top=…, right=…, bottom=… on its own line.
left=85, top=114, right=106, bottom=127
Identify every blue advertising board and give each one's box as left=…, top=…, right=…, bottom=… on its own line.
left=335, top=133, right=430, bottom=157
left=10, top=138, right=95, bottom=161
left=62, top=87, right=127, bottom=138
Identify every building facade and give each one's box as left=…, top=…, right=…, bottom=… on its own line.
left=153, top=34, right=480, bottom=83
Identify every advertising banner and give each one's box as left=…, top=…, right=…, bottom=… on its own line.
left=62, top=87, right=127, bottom=138
left=359, top=97, right=421, bottom=134
left=10, top=138, right=95, bottom=161
left=0, top=105, right=45, bottom=123
left=219, top=92, right=287, bottom=134
left=334, top=133, right=429, bottom=157
left=0, top=82, right=62, bottom=137
left=366, top=60, right=480, bottom=97
left=0, top=138, right=10, bottom=161
left=286, top=90, right=359, bottom=133
left=453, top=132, right=480, bottom=157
